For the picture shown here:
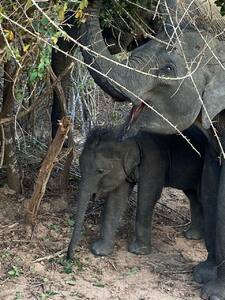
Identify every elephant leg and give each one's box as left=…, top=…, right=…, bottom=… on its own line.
left=183, top=189, right=204, bottom=240
left=91, top=181, right=134, bottom=256
left=193, top=147, right=219, bottom=285
left=129, top=158, right=165, bottom=255
left=201, top=160, right=225, bottom=300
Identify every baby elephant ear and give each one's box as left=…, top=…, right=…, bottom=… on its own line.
left=202, top=71, right=225, bottom=129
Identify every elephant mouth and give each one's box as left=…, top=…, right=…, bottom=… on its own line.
left=125, top=102, right=145, bottom=131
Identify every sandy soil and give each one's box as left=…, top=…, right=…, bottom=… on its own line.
left=0, top=183, right=207, bottom=300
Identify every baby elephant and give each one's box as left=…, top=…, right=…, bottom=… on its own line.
left=67, top=126, right=206, bottom=259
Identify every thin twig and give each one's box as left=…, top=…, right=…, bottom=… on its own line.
left=164, top=0, right=225, bottom=158
left=0, top=125, right=5, bottom=168
left=32, top=248, right=67, bottom=263
left=0, top=23, right=22, bottom=68
left=1, top=11, right=202, bottom=156
left=0, top=222, right=19, bottom=234
left=0, top=62, right=74, bottom=126
left=29, top=1, right=197, bottom=81
left=157, top=202, right=190, bottom=221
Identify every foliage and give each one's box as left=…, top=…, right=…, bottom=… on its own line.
left=215, top=0, right=225, bottom=16
left=40, top=291, right=58, bottom=299
left=0, top=0, right=152, bottom=65
left=0, top=1, right=68, bottom=83
left=7, top=265, right=22, bottom=278
left=99, top=0, right=154, bottom=27
left=0, top=0, right=151, bottom=107
left=0, top=0, right=224, bottom=92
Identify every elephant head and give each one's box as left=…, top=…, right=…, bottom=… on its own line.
left=78, top=1, right=225, bottom=135
left=67, top=127, right=140, bottom=259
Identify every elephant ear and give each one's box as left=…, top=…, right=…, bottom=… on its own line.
left=202, top=71, right=225, bottom=129
left=123, top=141, right=141, bottom=175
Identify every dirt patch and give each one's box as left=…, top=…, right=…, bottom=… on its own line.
left=0, top=184, right=206, bottom=300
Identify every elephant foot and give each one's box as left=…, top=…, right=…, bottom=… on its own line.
left=201, top=279, right=225, bottom=300
left=128, top=240, right=151, bottom=255
left=183, top=224, right=204, bottom=240
left=193, top=259, right=217, bottom=284
left=91, top=239, right=114, bottom=256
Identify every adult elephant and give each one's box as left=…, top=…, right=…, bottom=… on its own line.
left=76, top=1, right=225, bottom=299
left=51, top=4, right=155, bottom=138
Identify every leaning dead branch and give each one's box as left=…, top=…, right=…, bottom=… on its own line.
left=26, top=116, right=72, bottom=231
left=49, top=64, right=77, bottom=188
left=2, top=0, right=225, bottom=157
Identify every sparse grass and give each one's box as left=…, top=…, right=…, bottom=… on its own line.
left=92, top=281, right=106, bottom=288
left=56, top=257, right=74, bottom=274
left=7, top=265, right=22, bottom=278
left=67, top=218, right=75, bottom=227
left=49, top=224, right=60, bottom=231
left=122, top=266, right=140, bottom=277
left=0, top=186, right=207, bottom=299
left=14, top=291, right=22, bottom=300
left=0, top=250, right=11, bottom=261
left=40, top=291, right=58, bottom=299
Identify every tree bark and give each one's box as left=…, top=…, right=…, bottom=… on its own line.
left=0, top=61, right=21, bottom=193
left=26, top=116, right=72, bottom=230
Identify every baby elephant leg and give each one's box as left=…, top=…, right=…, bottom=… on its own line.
left=129, top=178, right=163, bottom=255
left=91, top=181, right=133, bottom=256
left=129, top=151, right=165, bottom=255
left=183, top=189, right=204, bottom=240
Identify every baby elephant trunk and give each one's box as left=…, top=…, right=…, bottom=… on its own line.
left=67, top=187, right=93, bottom=259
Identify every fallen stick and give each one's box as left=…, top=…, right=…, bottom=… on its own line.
left=0, top=222, right=19, bottom=234
left=25, top=116, right=72, bottom=232
left=32, top=248, right=67, bottom=263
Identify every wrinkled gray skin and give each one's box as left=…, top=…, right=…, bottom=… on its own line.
left=78, top=1, right=225, bottom=299
left=67, top=127, right=205, bottom=258
left=51, top=6, right=155, bottom=138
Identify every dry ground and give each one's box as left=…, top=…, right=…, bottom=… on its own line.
left=0, top=181, right=207, bottom=300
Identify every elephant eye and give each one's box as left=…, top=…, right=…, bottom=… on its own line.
left=165, top=65, right=173, bottom=72
left=159, top=64, right=176, bottom=76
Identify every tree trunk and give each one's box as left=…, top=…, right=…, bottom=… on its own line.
left=0, top=61, right=21, bottom=193
left=51, top=37, right=76, bottom=138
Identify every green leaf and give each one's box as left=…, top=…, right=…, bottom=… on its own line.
left=67, top=218, right=75, bottom=226
left=93, top=282, right=105, bottom=288
left=123, top=267, right=140, bottom=277
left=79, top=0, right=88, bottom=10
left=29, top=69, right=38, bottom=83
left=7, top=266, right=21, bottom=278
left=40, top=291, right=58, bottom=299
left=58, top=3, right=68, bottom=21
left=40, top=17, right=49, bottom=26
left=25, top=0, right=33, bottom=11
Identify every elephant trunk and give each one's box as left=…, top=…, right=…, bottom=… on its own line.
left=67, top=186, right=93, bottom=259
left=79, top=1, right=145, bottom=105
